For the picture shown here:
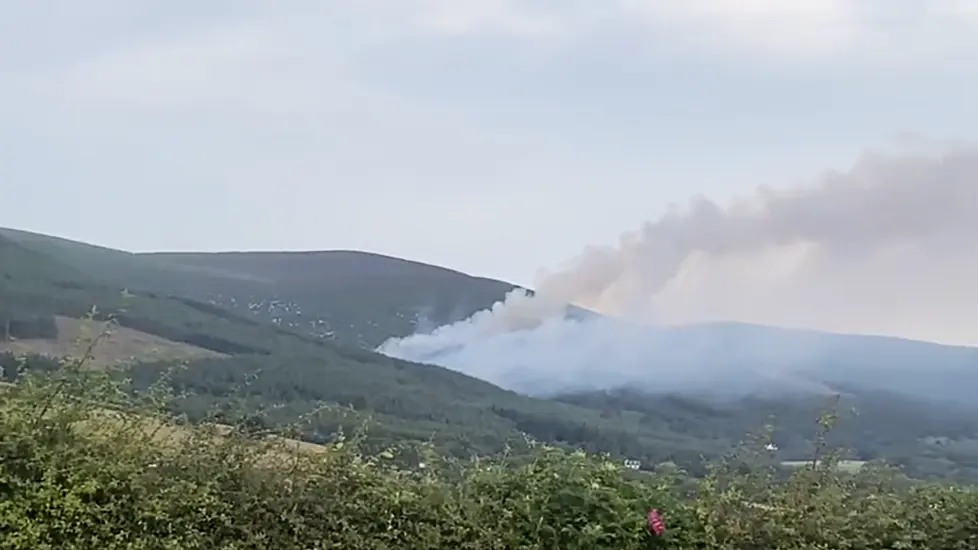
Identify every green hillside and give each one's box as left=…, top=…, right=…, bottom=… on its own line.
left=0, top=228, right=521, bottom=347
left=144, top=250, right=523, bottom=347
left=5, top=227, right=978, bottom=481
left=0, top=233, right=315, bottom=355
left=0, top=230, right=733, bottom=470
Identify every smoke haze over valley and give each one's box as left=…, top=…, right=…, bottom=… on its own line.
left=380, top=144, right=978, bottom=396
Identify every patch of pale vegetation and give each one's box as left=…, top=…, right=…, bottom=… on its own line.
left=781, top=459, right=867, bottom=473
left=0, top=316, right=225, bottom=367
left=74, top=408, right=329, bottom=467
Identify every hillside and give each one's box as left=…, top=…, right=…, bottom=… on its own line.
left=0, top=316, right=225, bottom=367
left=0, top=231, right=760, bottom=471
left=5, top=227, right=978, bottom=480
left=0, top=228, right=522, bottom=348
left=144, top=250, right=523, bottom=347
left=0, top=233, right=324, bottom=357
left=25, top=226, right=976, bottom=406
left=556, top=387, right=978, bottom=480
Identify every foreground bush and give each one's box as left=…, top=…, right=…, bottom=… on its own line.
left=0, top=359, right=976, bottom=549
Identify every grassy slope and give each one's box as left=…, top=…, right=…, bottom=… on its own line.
left=8, top=228, right=975, bottom=402
left=6, top=228, right=978, bottom=480
left=0, top=227, right=522, bottom=348
left=0, top=316, right=225, bottom=367
left=0, top=235, right=279, bottom=353
left=0, top=228, right=599, bottom=347
left=0, top=232, right=731, bottom=466
left=144, top=249, right=521, bottom=347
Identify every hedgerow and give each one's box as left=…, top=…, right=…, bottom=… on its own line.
left=0, top=332, right=976, bottom=549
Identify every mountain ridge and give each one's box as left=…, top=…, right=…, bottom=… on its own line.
left=5, top=226, right=978, bottom=480
left=6, top=226, right=977, bottom=399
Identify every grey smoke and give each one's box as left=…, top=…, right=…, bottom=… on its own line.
left=379, top=144, right=978, bottom=396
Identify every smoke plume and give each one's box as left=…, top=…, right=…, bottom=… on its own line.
left=379, top=144, right=978, bottom=396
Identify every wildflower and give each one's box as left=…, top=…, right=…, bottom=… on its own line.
left=647, top=508, right=665, bottom=536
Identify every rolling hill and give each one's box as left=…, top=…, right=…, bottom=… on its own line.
left=144, top=250, right=523, bottom=347
left=0, top=230, right=752, bottom=471
left=4, top=226, right=978, bottom=480
left=9, top=228, right=974, bottom=405
left=0, top=228, right=522, bottom=348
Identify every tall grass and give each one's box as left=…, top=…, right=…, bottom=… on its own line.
left=0, top=319, right=976, bottom=549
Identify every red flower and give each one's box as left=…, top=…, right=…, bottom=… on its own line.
left=647, top=508, right=665, bottom=536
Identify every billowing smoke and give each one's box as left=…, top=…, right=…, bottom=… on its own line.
left=379, top=144, right=978, bottom=396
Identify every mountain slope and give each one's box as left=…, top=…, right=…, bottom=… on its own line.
left=6, top=227, right=978, bottom=405
left=0, top=233, right=321, bottom=356
left=555, top=386, right=978, bottom=481
left=772, top=323, right=978, bottom=402
left=0, top=228, right=525, bottom=347
left=6, top=227, right=978, bottom=480
left=7, top=227, right=978, bottom=405
left=0, top=316, right=225, bottom=367
left=143, top=250, right=521, bottom=347
left=0, top=229, right=775, bottom=471
left=648, top=321, right=978, bottom=404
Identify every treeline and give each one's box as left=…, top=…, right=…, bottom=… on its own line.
left=120, top=354, right=727, bottom=470
left=558, top=388, right=978, bottom=482
left=119, top=355, right=978, bottom=482
left=1, top=263, right=312, bottom=356
left=0, top=314, right=58, bottom=341
left=9, top=347, right=978, bottom=483
left=2, top=364, right=978, bottom=549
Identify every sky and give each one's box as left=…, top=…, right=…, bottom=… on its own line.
left=3, top=2, right=977, bottom=297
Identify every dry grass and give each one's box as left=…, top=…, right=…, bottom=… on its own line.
left=781, top=459, right=867, bottom=473
left=0, top=316, right=226, bottom=367
left=72, top=407, right=330, bottom=465
left=2, top=318, right=321, bottom=466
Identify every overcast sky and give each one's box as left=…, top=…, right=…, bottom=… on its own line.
left=3, top=1, right=977, bottom=287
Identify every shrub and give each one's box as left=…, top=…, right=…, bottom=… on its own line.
left=0, top=326, right=976, bottom=549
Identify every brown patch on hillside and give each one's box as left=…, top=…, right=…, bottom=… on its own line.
left=0, top=316, right=226, bottom=367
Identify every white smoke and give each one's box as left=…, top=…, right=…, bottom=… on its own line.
left=379, top=143, right=978, bottom=395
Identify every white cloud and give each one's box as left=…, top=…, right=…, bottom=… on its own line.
left=3, top=0, right=978, bottom=338
left=342, top=0, right=580, bottom=41
left=11, top=0, right=978, bottom=116
left=44, top=26, right=301, bottom=111
left=17, top=13, right=416, bottom=124
left=410, top=0, right=570, bottom=39
left=331, top=0, right=978, bottom=64
left=621, top=0, right=863, bottom=58
left=929, top=0, right=978, bottom=22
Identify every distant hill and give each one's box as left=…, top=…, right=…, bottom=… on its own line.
left=0, top=228, right=772, bottom=473
left=555, top=386, right=978, bottom=480
left=4, top=226, right=977, bottom=405
left=0, top=232, right=327, bottom=357
left=628, top=321, right=978, bottom=405
left=143, top=250, right=523, bottom=347
left=0, top=228, right=526, bottom=348
left=666, top=321, right=978, bottom=405
left=4, top=226, right=978, bottom=481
